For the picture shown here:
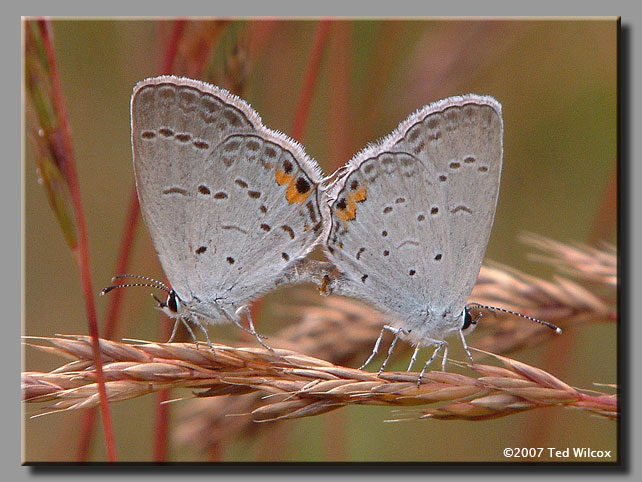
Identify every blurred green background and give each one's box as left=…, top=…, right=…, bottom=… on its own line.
left=23, top=19, right=617, bottom=462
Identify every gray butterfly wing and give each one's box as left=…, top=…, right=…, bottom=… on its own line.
left=131, top=76, right=325, bottom=314
left=326, top=95, right=503, bottom=319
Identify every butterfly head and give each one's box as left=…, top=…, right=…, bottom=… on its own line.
left=460, top=308, right=479, bottom=335
left=152, top=289, right=183, bottom=319
left=101, top=274, right=185, bottom=319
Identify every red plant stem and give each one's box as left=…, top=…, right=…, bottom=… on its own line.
left=103, top=189, right=141, bottom=339
left=102, top=20, right=186, bottom=340
left=242, top=20, right=332, bottom=345
left=77, top=155, right=140, bottom=461
left=207, top=444, right=222, bottom=461
left=323, top=22, right=351, bottom=460
left=226, top=21, right=335, bottom=457
left=356, top=21, right=402, bottom=150
left=154, top=20, right=188, bottom=463
left=525, top=334, right=573, bottom=449
left=153, top=389, right=171, bottom=461
left=328, top=21, right=352, bottom=171
left=247, top=20, right=279, bottom=66
left=290, top=20, right=332, bottom=142
left=160, top=20, right=186, bottom=74
left=590, top=165, right=617, bottom=244
left=526, top=160, right=617, bottom=446
left=324, top=411, right=347, bottom=461
left=77, top=19, right=189, bottom=462
left=36, top=19, right=117, bottom=462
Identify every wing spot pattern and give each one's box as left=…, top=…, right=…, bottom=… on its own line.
left=193, top=140, right=209, bottom=150
left=275, top=157, right=314, bottom=205
left=281, top=225, right=295, bottom=239
left=222, top=225, right=248, bottom=235
left=162, top=186, right=188, bottom=196
left=451, top=205, right=473, bottom=215
left=306, top=201, right=318, bottom=224
left=334, top=186, right=367, bottom=223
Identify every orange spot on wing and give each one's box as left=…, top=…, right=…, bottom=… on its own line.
left=276, top=168, right=313, bottom=204
left=352, top=187, right=367, bottom=203
left=335, top=209, right=353, bottom=223
left=335, top=187, right=367, bottom=223
left=275, top=169, right=293, bottom=186
left=286, top=182, right=312, bottom=204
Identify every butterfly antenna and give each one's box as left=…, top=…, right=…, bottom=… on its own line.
left=101, top=281, right=171, bottom=296
left=108, top=274, right=171, bottom=292
left=466, top=303, right=562, bottom=334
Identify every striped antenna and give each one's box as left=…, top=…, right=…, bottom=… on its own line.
left=466, top=303, right=562, bottom=334
left=109, top=274, right=171, bottom=292
left=101, top=275, right=171, bottom=296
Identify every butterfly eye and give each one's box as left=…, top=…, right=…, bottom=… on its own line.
left=461, top=309, right=477, bottom=332
left=167, top=291, right=179, bottom=313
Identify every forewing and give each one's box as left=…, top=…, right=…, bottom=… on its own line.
left=326, top=95, right=502, bottom=316
left=131, top=76, right=325, bottom=307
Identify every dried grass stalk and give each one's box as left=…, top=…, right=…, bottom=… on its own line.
left=23, top=336, right=617, bottom=422
left=24, top=236, right=617, bottom=451
left=521, top=233, right=616, bottom=288
left=169, top=236, right=618, bottom=450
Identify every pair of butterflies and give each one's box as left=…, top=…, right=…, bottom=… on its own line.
left=105, top=75, right=555, bottom=377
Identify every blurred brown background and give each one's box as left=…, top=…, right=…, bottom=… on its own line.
left=24, top=19, right=616, bottom=462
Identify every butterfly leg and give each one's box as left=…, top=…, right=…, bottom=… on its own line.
left=167, top=317, right=182, bottom=343
left=417, top=339, right=448, bottom=386
left=234, top=306, right=273, bottom=351
left=191, top=315, right=215, bottom=352
left=377, top=326, right=407, bottom=376
left=175, top=314, right=215, bottom=352
left=359, top=325, right=388, bottom=370
left=457, top=329, right=474, bottom=364
left=174, top=315, right=198, bottom=346
left=407, top=344, right=422, bottom=372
